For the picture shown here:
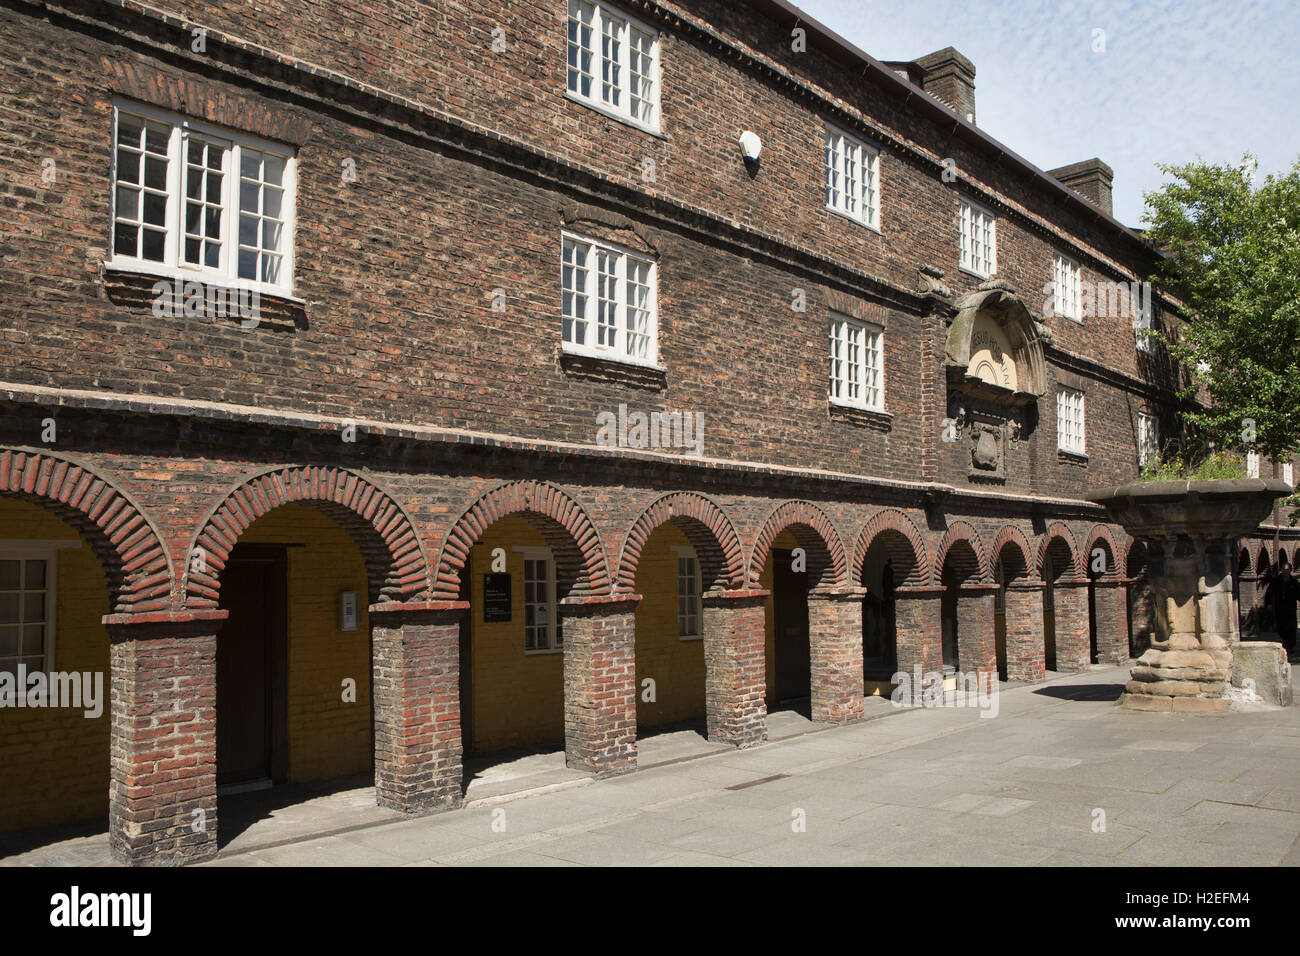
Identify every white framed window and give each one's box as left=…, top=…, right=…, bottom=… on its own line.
left=1247, top=450, right=1260, bottom=479
left=824, top=125, right=881, bottom=229
left=561, top=232, right=657, bottom=366
left=108, top=100, right=296, bottom=297
left=1053, top=254, right=1082, bottom=321
left=566, top=0, right=660, bottom=132
left=828, top=313, right=884, bottom=412
left=958, top=198, right=996, bottom=278
left=1138, top=412, right=1158, bottom=466
left=0, top=544, right=71, bottom=677
left=1284, top=461, right=1295, bottom=487
left=673, top=547, right=702, bottom=639
left=517, top=548, right=562, bottom=653
left=1056, top=387, right=1086, bottom=455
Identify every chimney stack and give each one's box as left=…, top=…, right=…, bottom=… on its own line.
left=1048, top=158, right=1114, bottom=217
left=911, top=47, right=976, bottom=124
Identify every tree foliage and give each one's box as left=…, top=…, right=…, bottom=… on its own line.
left=1142, top=156, right=1300, bottom=462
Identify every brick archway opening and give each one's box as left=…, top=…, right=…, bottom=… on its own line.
left=992, top=530, right=1033, bottom=682
left=1084, top=534, right=1119, bottom=666
left=437, top=481, right=631, bottom=784
left=1040, top=535, right=1081, bottom=672
left=622, top=506, right=743, bottom=742
left=858, top=528, right=922, bottom=688
left=937, top=533, right=992, bottom=678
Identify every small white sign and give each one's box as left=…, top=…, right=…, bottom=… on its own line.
left=339, top=590, right=359, bottom=631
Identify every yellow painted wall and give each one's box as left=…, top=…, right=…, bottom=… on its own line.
left=0, top=497, right=110, bottom=831
left=632, top=523, right=705, bottom=728
left=240, top=505, right=372, bottom=783
left=467, top=516, right=564, bottom=753
left=760, top=529, right=800, bottom=701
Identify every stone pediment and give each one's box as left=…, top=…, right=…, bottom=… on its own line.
left=946, top=279, right=1048, bottom=399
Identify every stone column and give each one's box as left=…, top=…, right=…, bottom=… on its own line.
left=807, top=588, right=866, bottom=723
left=104, top=609, right=226, bottom=866
left=1125, top=538, right=1234, bottom=712
left=1092, top=578, right=1131, bottom=666
left=1004, top=582, right=1046, bottom=682
left=560, top=594, right=639, bottom=777
left=369, top=601, right=467, bottom=814
left=700, top=588, right=768, bottom=747
left=955, top=583, right=997, bottom=681
left=893, top=585, right=944, bottom=678
left=1052, top=578, right=1091, bottom=672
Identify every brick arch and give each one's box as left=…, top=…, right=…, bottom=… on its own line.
left=1238, top=545, right=1253, bottom=575
left=0, top=448, right=171, bottom=614
left=1256, top=544, right=1271, bottom=574
left=853, top=508, right=930, bottom=588
left=749, top=500, right=848, bottom=591
left=616, top=492, right=744, bottom=593
left=434, top=479, right=610, bottom=600
left=991, top=526, right=1033, bottom=582
left=185, top=465, right=429, bottom=608
left=934, top=521, right=991, bottom=584
left=1083, top=525, right=1123, bottom=579
left=1037, top=522, right=1082, bottom=579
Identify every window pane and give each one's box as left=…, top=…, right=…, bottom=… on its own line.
left=0, top=593, right=17, bottom=624
left=141, top=228, right=166, bottom=262
left=0, top=560, right=20, bottom=589
left=21, top=624, right=44, bottom=655
left=0, top=626, right=18, bottom=656
left=22, top=591, right=44, bottom=622
left=116, top=151, right=140, bottom=185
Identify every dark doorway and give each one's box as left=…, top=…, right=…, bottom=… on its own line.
left=771, top=547, right=810, bottom=705
left=216, top=544, right=288, bottom=788
left=862, top=562, right=897, bottom=681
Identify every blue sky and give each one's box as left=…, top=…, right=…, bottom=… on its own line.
left=793, top=0, right=1300, bottom=227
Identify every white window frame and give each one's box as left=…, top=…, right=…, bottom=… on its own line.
left=106, top=99, right=298, bottom=299
left=561, top=231, right=658, bottom=367
left=0, top=541, right=80, bottom=676
left=1246, top=450, right=1260, bottom=479
left=823, top=124, right=881, bottom=231
left=672, top=546, right=703, bottom=640
left=828, top=312, right=885, bottom=412
left=1137, top=412, right=1158, bottom=466
left=1283, top=461, right=1295, bottom=488
left=516, top=547, right=561, bottom=655
left=1056, top=387, right=1086, bottom=455
left=958, top=197, right=997, bottom=278
left=565, top=0, right=661, bottom=133
left=1053, top=253, right=1082, bottom=322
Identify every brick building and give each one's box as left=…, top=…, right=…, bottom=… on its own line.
left=0, top=0, right=1295, bottom=864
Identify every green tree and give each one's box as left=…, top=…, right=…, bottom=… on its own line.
left=1142, top=156, right=1300, bottom=467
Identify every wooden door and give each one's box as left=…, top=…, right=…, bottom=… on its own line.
left=216, top=544, right=287, bottom=786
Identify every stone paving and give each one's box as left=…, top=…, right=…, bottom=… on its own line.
left=6, top=664, right=1300, bottom=866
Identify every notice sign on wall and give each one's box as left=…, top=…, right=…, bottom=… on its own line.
left=483, top=573, right=512, bottom=622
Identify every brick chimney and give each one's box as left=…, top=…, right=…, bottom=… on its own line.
left=1048, top=158, right=1114, bottom=217
left=911, top=47, right=976, bottom=124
